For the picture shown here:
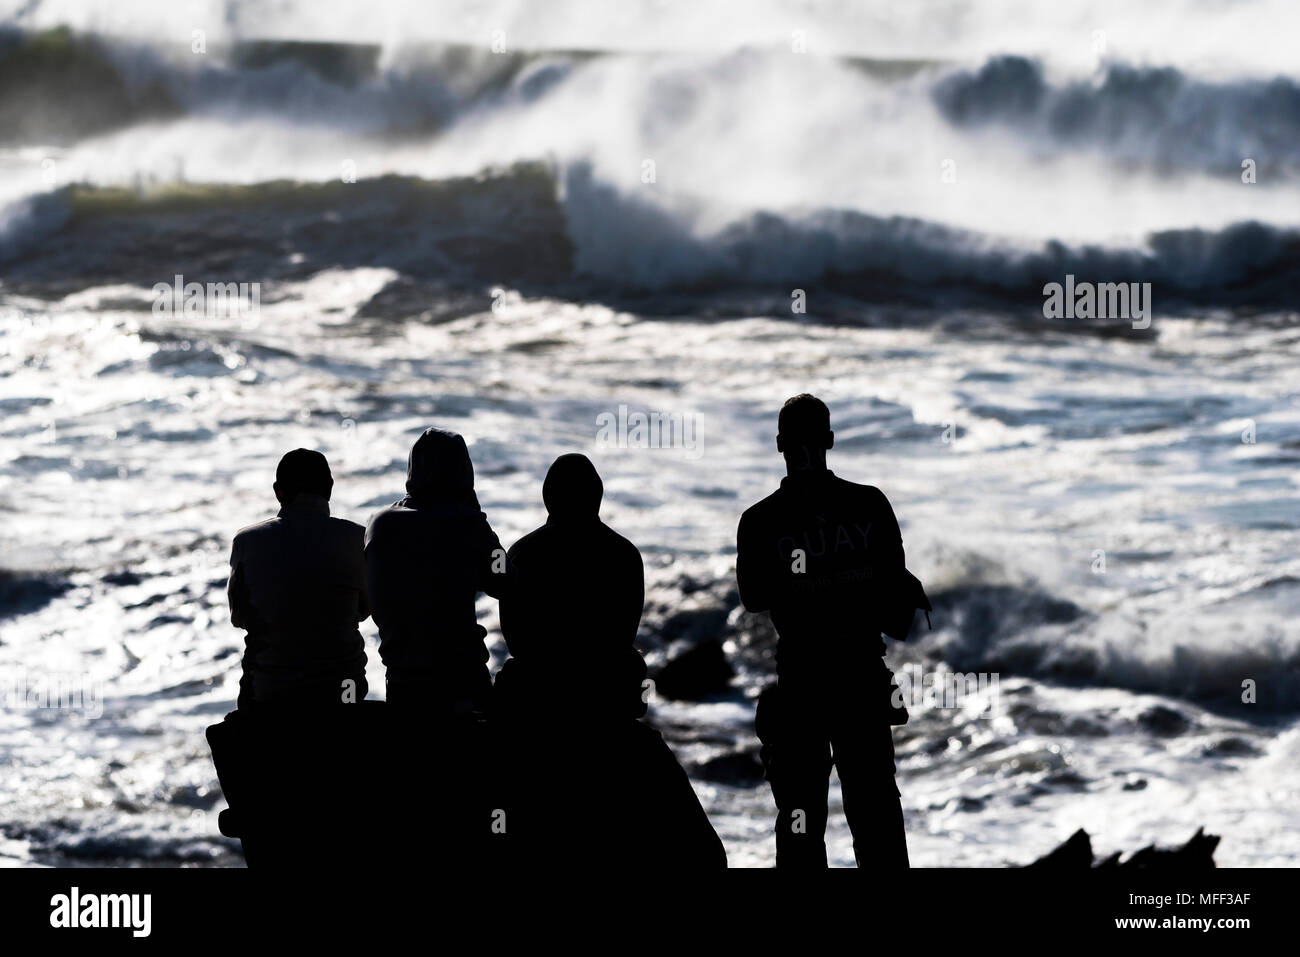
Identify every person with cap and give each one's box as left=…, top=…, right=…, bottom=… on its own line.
left=227, top=448, right=369, bottom=709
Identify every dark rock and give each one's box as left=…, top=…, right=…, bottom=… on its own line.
left=1201, top=736, right=1261, bottom=758
left=653, top=639, right=735, bottom=700
left=1124, top=828, right=1220, bottom=870
left=1064, top=716, right=1109, bottom=736
left=690, top=750, right=765, bottom=787
left=659, top=607, right=730, bottom=646
left=1026, top=827, right=1220, bottom=869
left=1138, top=705, right=1191, bottom=736
left=1027, top=828, right=1093, bottom=869
left=101, top=569, right=144, bottom=586
left=1044, top=769, right=1088, bottom=789
left=0, top=570, right=72, bottom=619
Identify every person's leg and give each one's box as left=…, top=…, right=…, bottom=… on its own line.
left=832, top=721, right=909, bottom=869
left=757, top=686, right=833, bottom=868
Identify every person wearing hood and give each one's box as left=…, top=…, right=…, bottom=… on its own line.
left=227, top=448, right=369, bottom=709
left=493, top=453, right=726, bottom=869
left=364, top=428, right=508, bottom=712
left=495, top=453, right=647, bottom=717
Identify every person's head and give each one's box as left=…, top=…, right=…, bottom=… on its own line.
left=542, top=453, right=603, bottom=519
left=776, top=393, right=833, bottom=472
left=405, top=427, right=475, bottom=504
left=273, top=448, right=333, bottom=505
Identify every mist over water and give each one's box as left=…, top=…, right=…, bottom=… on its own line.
left=0, top=0, right=1298, bottom=867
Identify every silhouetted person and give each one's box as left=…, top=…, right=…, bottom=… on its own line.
left=216, top=448, right=373, bottom=867
left=364, top=427, right=507, bottom=712
left=494, top=453, right=726, bottom=868
left=496, top=453, right=647, bottom=718
left=227, top=448, right=369, bottom=709
left=736, top=394, right=910, bottom=869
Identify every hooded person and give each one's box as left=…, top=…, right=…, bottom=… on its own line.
left=364, top=428, right=508, bottom=712
left=495, top=453, right=647, bottom=718
left=492, top=454, right=726, bottom=869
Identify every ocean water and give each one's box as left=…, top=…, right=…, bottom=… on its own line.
left=0, top=0, right=1298, bottom=867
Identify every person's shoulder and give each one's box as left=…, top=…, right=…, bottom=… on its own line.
left=328, top=516, right=366, bottom=539
left=833, top=475, right=891, bottom=504
left=507, top=524, right=546, bottom=557
left=232, top=515, right=280, bottom=545
left=598, top=521, right=642, bottom=560
left=740, top=488, right=783, bottom=522
left=363, top=502, right=410, bottom=544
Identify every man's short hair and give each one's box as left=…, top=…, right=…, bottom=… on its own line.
left=275, top=448, right=333, bottom=500
left=777, top=394, right=831, bottom=443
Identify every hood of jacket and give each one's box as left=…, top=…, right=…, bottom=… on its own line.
left=542, top=453, right=603, bottom=521
left=403, top=427, right=475, bottom=506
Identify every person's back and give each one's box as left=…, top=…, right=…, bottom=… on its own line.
left=494, top=453, right=725, bottom=869
left=227, top=448, right=368, bottom=708
left=364, top=427, right=506, bottom=711
left=496, top=453, right=646, bottom=717
left=738, top=470, right=903, bottom=697
left=736, top=394, right=910, bottom=870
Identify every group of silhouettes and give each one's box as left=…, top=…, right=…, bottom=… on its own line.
left=207, top=394, right=921, bottom=869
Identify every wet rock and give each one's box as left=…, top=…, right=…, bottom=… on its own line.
left=1137, top=705, right=1191, bottom=736
left=101, top=569, right=144, bottom=586
left=0, top=569, right=73, bottom=619
left=690, top=750, right=765, bottom=787
left=653, top=639, right=736, bottom=700
left=1027, top=828, right=1093, bottom=869
left=1044, top=769, right=1088, bottom=789
left=1123, top=828, right=1220, bottom=870
left=1201, top=736, right=1261, bottom=758
left=659, top=606, right=729, bottom=646
left=1064, top=716, right=1109, bottom=737
left=1027, top=827, right=1219, bottom=869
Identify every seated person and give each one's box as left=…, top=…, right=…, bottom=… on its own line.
left=227, top=448, right=369, bottom=709
left=492, top=453, right=724, bottom=868
left=495, top=453, right=646, bottom=719
left=364, top=427, right=507, bottom=713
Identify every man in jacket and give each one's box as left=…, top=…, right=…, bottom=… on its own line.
left=736, top=394, right=910, bottom=869
left=228, top=448, right=369, bottom=709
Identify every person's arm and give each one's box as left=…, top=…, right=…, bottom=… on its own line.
left=497, top=540, right=532, bottom=658
left=227, top=539, right=248, bottom=629
left=353, top=527, right=370, bottom=623
left=475, top=512, right=510, bottom=599
left=871, top=487, right=905, bottom=572
left=736, top=510, right=773, bottom=614
left=353, top=556, right=369, bottom=624
left=623, top=542, right=645, bottom=643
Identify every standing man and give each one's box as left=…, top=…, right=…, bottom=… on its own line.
left=736, top=394, right=910, bottom=869
left=227, top=448, right=369, bottom=709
